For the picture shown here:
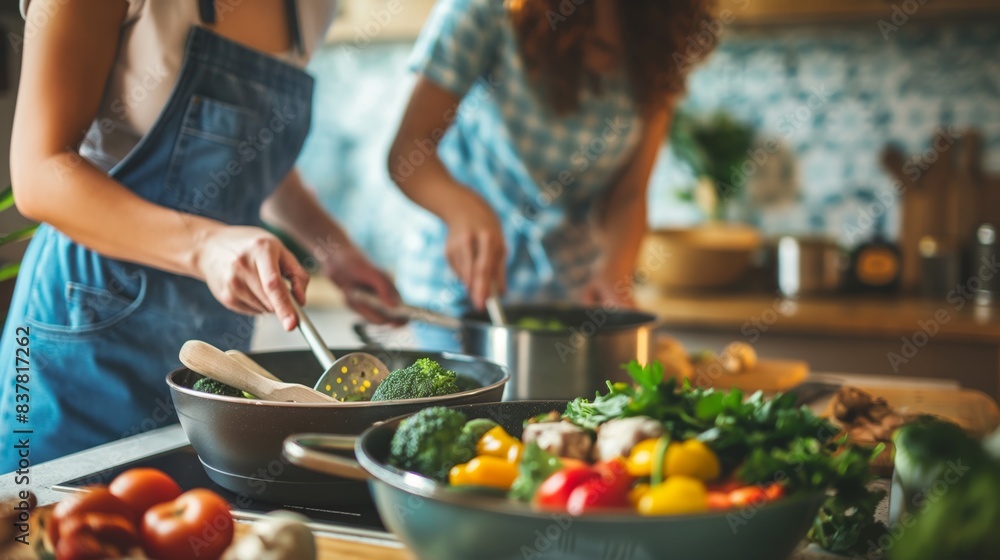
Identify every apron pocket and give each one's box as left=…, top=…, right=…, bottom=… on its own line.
left=167, top=95, right=265, bottom=222
left=26, top=270, right=148, bottom=339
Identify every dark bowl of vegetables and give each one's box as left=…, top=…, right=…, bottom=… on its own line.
left=284, top=361, right=884, bottom=560
left=166, top=348, right=508, bottom=507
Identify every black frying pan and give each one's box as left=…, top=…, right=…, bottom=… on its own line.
left=166, top=348, right=508, bottom=506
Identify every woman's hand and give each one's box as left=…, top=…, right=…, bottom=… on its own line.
left=444, top=193, right=507, bottom=310
left=194, top=226, right=310, bottom=331
left=578, top=271, right=636, bottom=309
left=322, top=245, right=402, bottom=324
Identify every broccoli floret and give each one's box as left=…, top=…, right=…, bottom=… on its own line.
left=390, top=407, right=471, bottom=481
left=192, top=377, right=244, bottom=398
left=370, top=358, right=461, bottom=401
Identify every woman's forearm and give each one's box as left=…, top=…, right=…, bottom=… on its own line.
left=389, top=137, right=485, bottom=225
left=387, top=76, right=489, bottom=225
left=594, top=109, right=671, bottom=281
left=596, top=190, right=648, bottom=281
left=11, top=151, right=222, bottom=279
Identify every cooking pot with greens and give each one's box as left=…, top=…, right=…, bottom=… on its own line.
left=356, top=303, right=659, bottom=400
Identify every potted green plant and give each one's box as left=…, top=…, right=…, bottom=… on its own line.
left=637, top=110, right=761, bottom=291
left=0, top=184, right=38, bottom=316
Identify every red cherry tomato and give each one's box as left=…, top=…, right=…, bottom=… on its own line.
left=592, top=458, right=634, bottom=496
left=728, top=486, right=769, bottom=508
left=764, top=483, right=785, bottom=501
left=141, top=489, right=233, bottom=560
left=707, top=491, right=733, bottom=511
left=566, top=476, right=632, bottom=515
left=48, top=487, right=134, bottom=548
left=109, top=468, right=182, bottom=519
left=535, top=467, right=600, bottom=509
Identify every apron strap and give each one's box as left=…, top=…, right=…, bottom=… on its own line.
left=198, top=0, right=216, bottom=24
left=197, top=0, right=303, bottom=54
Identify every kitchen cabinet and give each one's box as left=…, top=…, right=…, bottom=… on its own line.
left=720, top=0, right=1000, bottom=24
left=325, top=0, right=436, bottom=44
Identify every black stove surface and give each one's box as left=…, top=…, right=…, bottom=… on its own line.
left=53, top=444, right=388, bottom=536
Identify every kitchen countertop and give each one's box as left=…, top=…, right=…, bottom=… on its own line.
left=0, top=277, right=912, bottom=560
left=0, top=419, right=860, bottom=560
left=635, top=286, right=1000, bottom=343
left=3, top=371, right=923, bottom=560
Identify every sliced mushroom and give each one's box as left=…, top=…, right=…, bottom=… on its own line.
left=593, top=416, right=665, bottom=462
left=522, top=421, right=593, bottom=461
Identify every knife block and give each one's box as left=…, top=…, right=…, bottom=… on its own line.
left=881, top=129, right=1000, bottom=293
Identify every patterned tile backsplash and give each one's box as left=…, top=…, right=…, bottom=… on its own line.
left=296, top=20, right=1000, bottom=271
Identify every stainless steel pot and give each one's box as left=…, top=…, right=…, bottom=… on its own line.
left=358, top=304, right=659, bottom=400
left=775, top=236, right=844, bottom=297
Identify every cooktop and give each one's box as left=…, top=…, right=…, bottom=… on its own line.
left=52, top=444, right=392, bottom=542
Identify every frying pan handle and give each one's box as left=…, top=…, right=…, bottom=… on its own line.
left=352, top=322, right=384, bottom=349
left=282, top=433, right=369, bottom=481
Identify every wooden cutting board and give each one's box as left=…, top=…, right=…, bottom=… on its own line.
left=690, top=359, right=810, bottom=393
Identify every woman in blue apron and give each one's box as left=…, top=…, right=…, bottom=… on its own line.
left=0, top=0, right=398, bottom=472
left=388, top=0, right=713, bottom=349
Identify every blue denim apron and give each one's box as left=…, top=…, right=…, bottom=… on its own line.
left=0, top=8, right=313, bottom=471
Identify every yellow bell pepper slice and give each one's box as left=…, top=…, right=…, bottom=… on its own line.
left=637, top=476, right=709, bottom=516
left=477, top=426, right=524, bottom=463
left=665, top=439, right=721, bottom=482
left=449, top=456, right=519, bottom=491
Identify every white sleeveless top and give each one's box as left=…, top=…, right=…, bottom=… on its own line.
left=20, top=0, right=337, bottom=171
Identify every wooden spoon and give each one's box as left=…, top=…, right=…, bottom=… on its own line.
left=225, top=349, right=281, bottom=382
left=180, top=340, right=338, bottom=404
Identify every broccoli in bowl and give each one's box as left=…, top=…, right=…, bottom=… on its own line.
left=370, top=357, right=470, bottom=401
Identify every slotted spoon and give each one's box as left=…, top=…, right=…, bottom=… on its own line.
left=289, top=290, right=390, bottom=401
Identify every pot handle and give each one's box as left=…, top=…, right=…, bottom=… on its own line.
left=282, top=433, right=369, bottom=481
left=352, top=322, right=383, bottom=349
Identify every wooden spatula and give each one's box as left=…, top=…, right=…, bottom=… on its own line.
left=180, top=340, right=338, bottom=404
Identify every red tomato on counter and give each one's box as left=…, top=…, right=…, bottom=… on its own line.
left=47, top=488, right=135, bottom=548
left=141, top=489, right=234, bottom=560
left=55, top=512, right=139, bottom=560
left=109, top=468, right=182, bottom=520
